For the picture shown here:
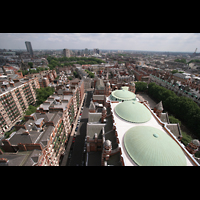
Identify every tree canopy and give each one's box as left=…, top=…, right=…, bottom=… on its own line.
left=135, top=81, right=147, bottom=92
left=47, top=56, right=105, bottom=70
left=85, top=69, right=95, bottom=78
left=36, top=87, right=55, bottom=105
left=148, top=82, right=200, bottom=138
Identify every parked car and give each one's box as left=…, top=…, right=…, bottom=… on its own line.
left=75, top=127, right=78, bottom=131
left=72, top=138, right=76, bottom=143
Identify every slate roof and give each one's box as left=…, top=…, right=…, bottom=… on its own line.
left=173, top=73, right=190, bottom=79
left=8, top=128, right=41, bottom=145
left=88, top=113, right=102, bottom=123
left=166, top=123, right=182, bottom=139
left=95, top=79, right=105, bottom=90
left=154, top=101, right=163, bottom=111
left=23, top=149, right=42, bottom=166
left=0, top=151, right=32, bottom=166
left=87, top=123, right=105, bottom=139
left=89, top=101, right=96, bottom=111
left=8, top=112, right=61, bottom=147
left=38, top=126, right=54, bottom=148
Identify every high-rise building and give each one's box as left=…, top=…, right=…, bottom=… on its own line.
left=25, top=41, right=34, bottom=57
left=63, top=49, right=70, bottom=57
left=94, top=48, right=100, bottom=54
left=0, top=77, right=40, bottom=134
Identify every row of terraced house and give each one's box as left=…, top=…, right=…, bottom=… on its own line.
left=0, top=76, right=84, bottom=166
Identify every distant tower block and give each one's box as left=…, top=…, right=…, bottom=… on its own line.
left=63, top=48, right=70, bottom=57
left=25, top=41, right=34, bottom=57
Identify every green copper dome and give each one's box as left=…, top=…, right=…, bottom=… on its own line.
left=124, top=126, right=187, bottom=166
left=110, top=89, right=136, bottom=102
left=115, top=101, right=151, bottom=123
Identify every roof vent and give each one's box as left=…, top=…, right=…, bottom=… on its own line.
left=153, top=133, right=159, bottom=138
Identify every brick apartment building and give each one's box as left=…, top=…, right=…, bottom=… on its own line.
left=0, top=79, right=85, bottom=165
left=0, top=112, right=66, bottom=166
left=0, top=77, right=40, bottom=134
left=25, top=69, right=57, bottom=88
left=37, top=79, right=84, bottom=127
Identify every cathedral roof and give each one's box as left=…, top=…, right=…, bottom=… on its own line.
left=110, top=89, right=136, bottom=102
left=115, top=101, right=151, bottom=123
left=124, top=126, right=187, bottom=166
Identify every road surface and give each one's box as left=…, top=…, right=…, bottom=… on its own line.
left=67, top=91, right=93, bottom=166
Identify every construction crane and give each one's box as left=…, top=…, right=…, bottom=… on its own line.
left=192, top=48, right=198, bottom=58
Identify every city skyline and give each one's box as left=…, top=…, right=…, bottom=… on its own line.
left=0, top=33, right=199, bottom=52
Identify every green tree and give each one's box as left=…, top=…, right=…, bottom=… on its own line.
left=135, top=82, right=147, bottom=92
left=28, top=62, right=33, bottom=68
left=36, top=87, right=55, bottom=105
left=168, top=115, right=181, bottom=125
left=181, top=131, right=192, bottom=146
left=25, top=105, right=37, bottom=115
left=148, top=82, right=200, bottom=139
left=171, top=70, right=178, bottom=74
left=73, top=71, right=78, bottom=78
left=174, top=59, right=186, bottom=63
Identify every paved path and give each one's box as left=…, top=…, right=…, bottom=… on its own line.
left=136, top=93, right=157, bottom=109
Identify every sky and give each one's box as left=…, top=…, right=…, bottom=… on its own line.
left=0, top=33, right=199, bottom=52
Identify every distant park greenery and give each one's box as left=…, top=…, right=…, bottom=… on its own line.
left=188, top=59, right=200, bottom=64
left=174, top=59, right=187, bottom=64
left=171, top=70, right=184, bottom=74
left=19, top=67, right=48, bottom=76
left=174, top=58, right=200, bottom=64
left=148, top=82, right=200, bottom=139
left=85, top=69, right=94, bottom=78
left=47, top=56, right=106, bottom=70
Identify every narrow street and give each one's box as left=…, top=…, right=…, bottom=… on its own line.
left=67, top=91, right=93, bottom=166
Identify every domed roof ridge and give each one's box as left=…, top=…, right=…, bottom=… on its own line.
left=115, top=101, right=152, bottom=123
left=110, top=89, right=136, bottom=101
left=124, top=126, right=187, bottom=166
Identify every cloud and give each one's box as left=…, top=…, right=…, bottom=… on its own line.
left=0, top=33, right=199, bottom=52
